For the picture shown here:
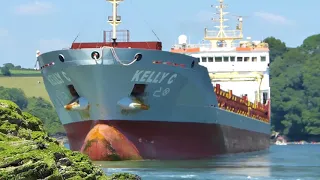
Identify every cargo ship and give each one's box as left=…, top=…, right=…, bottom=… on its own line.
left=37, top=0, right=271, bottom=161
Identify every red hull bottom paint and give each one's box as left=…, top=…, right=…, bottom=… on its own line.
left=64, top=120, right=270, bottom=160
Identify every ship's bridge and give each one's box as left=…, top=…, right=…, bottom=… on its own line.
left=170, top=36, right=270, bottom=72
left=169, top=0, right=270, bottom=73
left=169, top=0, right=270, bottom=105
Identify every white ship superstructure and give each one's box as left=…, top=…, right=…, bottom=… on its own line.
left=170, top=0, right=270, bottom=105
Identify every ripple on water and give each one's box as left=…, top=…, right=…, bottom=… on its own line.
left=75, top=144, right=320, bottom=180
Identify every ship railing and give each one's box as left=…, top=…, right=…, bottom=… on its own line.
left=214, top=84, right=270, bottom=123
left=171, top=43, right=239, bottom=51
left=204, top=30, right=242, bottom=39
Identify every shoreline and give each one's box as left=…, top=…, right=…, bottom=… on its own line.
left=55, top=134, right=320, bottom=147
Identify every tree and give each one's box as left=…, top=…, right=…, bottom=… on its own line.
left=0, top=87, right=64, bottom=135
left=0, top=66, right=11, bottom=76
left=264, top=37, right=287, bottom=63
left=300, top=34, right=320, bottom=54
left=0, top=86, right=28, bottom=109
left=3, top=63, right=15, bottom=69
left=14, top=65, right=22, bottom=69
left=24, top=97, right=64, bottom=135
left=270, top=33, right=320, bottom=141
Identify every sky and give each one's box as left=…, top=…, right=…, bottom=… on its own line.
left=0, top=0, right=319, bottom=68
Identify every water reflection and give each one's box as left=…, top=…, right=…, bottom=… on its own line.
left=94, top=150, right=271, bottom=177
left=65, top=144, right=320, bottom=179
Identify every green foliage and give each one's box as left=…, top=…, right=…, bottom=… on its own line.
left=0, top=86, right=28, bottom=109
left=270, top=34, right=320, bottom=141
left=0, top=87, right=63, bottom=135
left=0, top=64, right=38, bottom=77
left=0, top=66, right=11, bottom=76
left=0, top=100, right=111, bottom=180
left=264, top=37, right=287, bottom=63
left=0, top=68, right=41, bottom=77
left=25, top=97, right=64, bottom=135
left=3, top=63, right=14, bottom=69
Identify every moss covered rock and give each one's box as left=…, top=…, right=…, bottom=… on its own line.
left=0, top=100, right=141, bottom=180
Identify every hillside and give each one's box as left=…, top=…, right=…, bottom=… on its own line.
left=0, top=69, right=50, bottom=102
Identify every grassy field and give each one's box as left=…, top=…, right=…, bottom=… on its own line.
left=0, top=76, right=51, bottom=101
left=0, top=69, right=41, bottom=77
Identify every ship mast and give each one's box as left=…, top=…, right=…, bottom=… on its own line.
left=107, top=0, right=123, bottom=46
left=204, top=0, right=243, bottom=48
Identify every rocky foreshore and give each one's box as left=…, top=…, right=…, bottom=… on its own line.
left=0, top=99, right=141, bottom=180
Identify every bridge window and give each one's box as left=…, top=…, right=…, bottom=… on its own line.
left=230, top=56, right=235, bottom=62
left=237, top=57, right=242, bottom=62
left=201, top=57, right=207, bottom=62
left=244, top=57, right=250, bottom=62
left=252, top=57, right=257, bottom=62
left=215, top=57, right=222, bottom=62
left=223, top=56, right=229, bottom=62
left=208, top=57, right=214, bottom=62
left=261, top=56, right=266, bottom=62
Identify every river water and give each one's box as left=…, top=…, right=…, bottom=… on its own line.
left=64, top=144, right=320, bottom=180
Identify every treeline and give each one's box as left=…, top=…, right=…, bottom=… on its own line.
left=0, top=63, right=37, bottom=76
left=0, top=86, right=64, bottom=135
left=266, top=34, right=320, bottom=141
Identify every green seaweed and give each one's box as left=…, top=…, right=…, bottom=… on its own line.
left=0, top=99, right=141, bottom=180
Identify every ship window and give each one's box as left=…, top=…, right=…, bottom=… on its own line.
left=131, top=84, right=147, bottom=97
left=230, top=56, right=235, bottom=62
left=262, top=92, right=268, bottom=104
left=244, top=57, right=250, bottom=62
left=201, top=57, right=207, bottom=62
left=208, top=57, right=214, bottom=62
left=237, top=57, right=242, bottom=62
left=252, top=57, right=257, bottom=62
left=223, top=56, right=229, bottom=62
left=215, top=57, right=222, bottom=62
left=261, top=56, right=266, bottom=62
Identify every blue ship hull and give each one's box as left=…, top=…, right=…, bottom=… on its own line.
left=38, top=47, right=270, bottom=160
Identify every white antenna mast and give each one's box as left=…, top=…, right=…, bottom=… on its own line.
left=204, top=0, right=243, bottom=48
left=107, top=0, right=123, bottom=46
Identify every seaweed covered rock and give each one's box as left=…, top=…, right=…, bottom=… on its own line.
left=0, top=100, right=141, bottom=180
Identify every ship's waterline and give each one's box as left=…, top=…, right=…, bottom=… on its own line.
left=64, top=120, right=270, bottom=160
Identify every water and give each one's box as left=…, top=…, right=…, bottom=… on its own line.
left=64, top=144, right=320, bottom=180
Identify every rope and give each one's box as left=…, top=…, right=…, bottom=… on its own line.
left=99, top=46, right=138, bottom=66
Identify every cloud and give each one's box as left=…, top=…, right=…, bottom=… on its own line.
left=15, top=1, right=54, bottom=15
left=254, top=12, right=293, bottom=25
left=0, top=28, right=9, bottom=37
left=38, top=39, right=70, bottom=52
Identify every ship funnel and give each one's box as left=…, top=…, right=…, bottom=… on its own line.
left=64, top=97, right=90, bottom=111
left=117, top=97, right=149, bottom=110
